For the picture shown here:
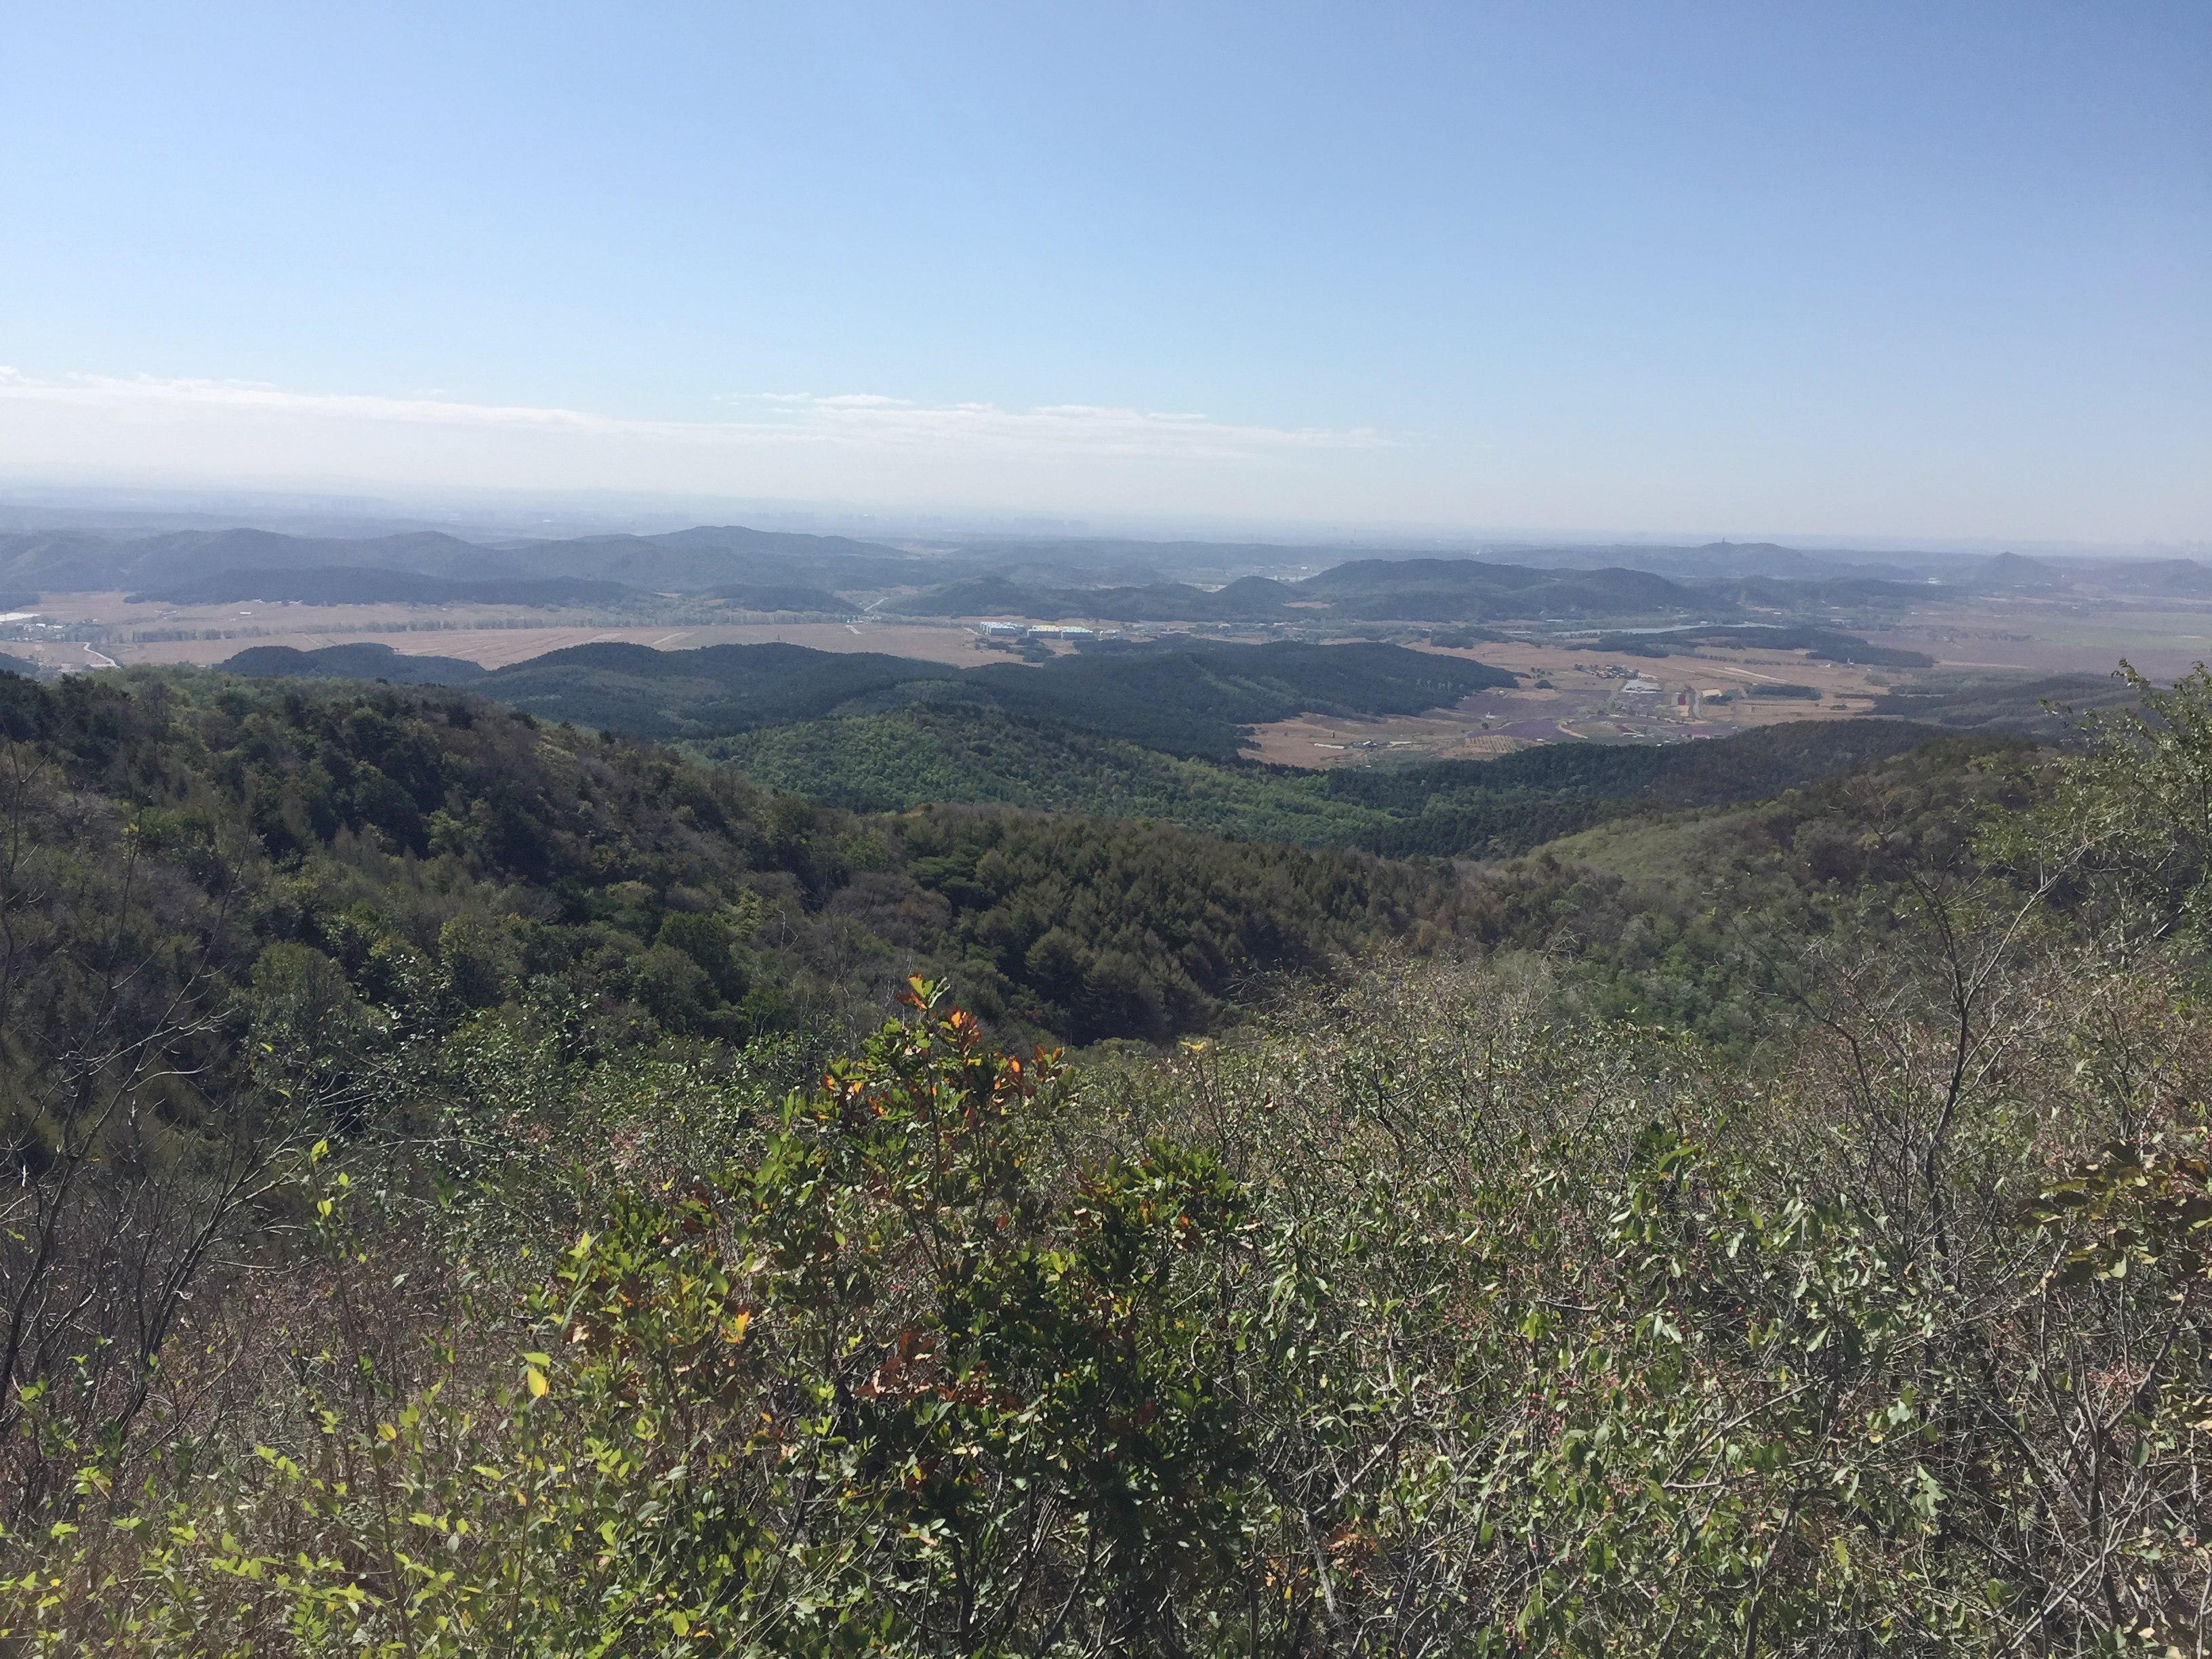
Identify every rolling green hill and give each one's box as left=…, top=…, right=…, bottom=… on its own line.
left=223, top=641, right=491, bottom=684
left=1299, top=557, right=1699, bottom=621
left=1322, top=717, right=1943, bottom=856
left=213, top=634, right=1949, bottom=859
left=0, top=667, right=1461, bottom=1056
left=471, top=637, right=1515, bottom=760
left=468, top=640, right=960, bottom=732
left=717, top=700, right=1950, bottom=860
left=954, top=640, right=1513, bottom=758
left=706, top=702, right=1390, bottom=842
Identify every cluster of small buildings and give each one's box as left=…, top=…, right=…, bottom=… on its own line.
left=1589, top=668, right=1740, bottom=718
left=977, top=621, right=1122, bottom=642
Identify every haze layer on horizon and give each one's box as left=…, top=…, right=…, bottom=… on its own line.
left=2, top=3, right=2205, bottom=545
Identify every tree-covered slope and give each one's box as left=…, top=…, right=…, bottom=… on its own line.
left=1320, top=716, right=1944, bottom=856
left=957, top=640, right=1514, bottom=759
left=472, top=636, right=1513, bottom=760
left=718, top=701, right=1949, bottom=860
left=474, top=640, right=962, bottom=734
left=0, top=668, right=1460, bottom=1051
left=705, top=701, right=1391, bottom=842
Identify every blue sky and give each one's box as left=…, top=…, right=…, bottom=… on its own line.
left=1, top=2, right=2205, bottom=542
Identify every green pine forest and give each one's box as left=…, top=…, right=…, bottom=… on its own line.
left=7, top=655, right=2212, bottom=1654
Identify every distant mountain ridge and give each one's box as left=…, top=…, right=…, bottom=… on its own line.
left=9, top=521, right=2207, bottom=630
left=0, top=523, right=923, bottom=597
left=888, top=558, right=1713, bottom=624
left=131, top=567, right=639, bottom=607
left=476, top=526, right=928, bottom=590
left=121, top=565, right=853, bottom=613
left=0, top=528, right=497, bottom=593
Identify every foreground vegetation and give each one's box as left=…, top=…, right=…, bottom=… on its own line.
left=4, top=663, right=2212, bottom=1652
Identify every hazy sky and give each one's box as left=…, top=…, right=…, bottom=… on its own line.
left=1, top=3, right=2205, bottom=542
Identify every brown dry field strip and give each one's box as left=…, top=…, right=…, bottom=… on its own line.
left=1244, top=639, right=1885, bottom=766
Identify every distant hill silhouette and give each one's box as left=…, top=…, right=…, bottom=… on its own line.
left=1302, top=558, right=1696, bottom=621
left=1973, top=552, right=2066, bottom=590
left=222, top=642, right=487, bottom=684
left=0, top=529, right=497, bottom=594
left=0, top=523, right=919, bottom=597
left=887, top=576, right=1264, bottom=623
left=499, top=526, right=925, bottom=590
left=475, top=637, right=1514, bottom=760
left=2101, top=558, right=2212, bottom=596
left=890, top=558, right=1704, bottom=625
left=17, top=520, right=2199, bottom=641
left=134, top=567, right=637, bottom=607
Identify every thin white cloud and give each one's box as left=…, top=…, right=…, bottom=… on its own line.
left=0, top=367, right=620, bottom=432
left=0, top=369, right=1381, bottom=463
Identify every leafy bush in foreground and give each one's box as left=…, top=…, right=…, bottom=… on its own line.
left=14, top=921, right=2212, bottom=1652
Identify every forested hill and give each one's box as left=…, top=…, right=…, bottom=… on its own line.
left=714, top=701, right=1946, bottom=857
left=0, top=663, right=1947, bottom=1065
left=468, top=636, right=1513, bottom=759
left=705, top=699, right=1397, bottom=842
left=0, top=669, right=1469, bottom=1052
left=1319, top=714, right=1944, bottom=855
